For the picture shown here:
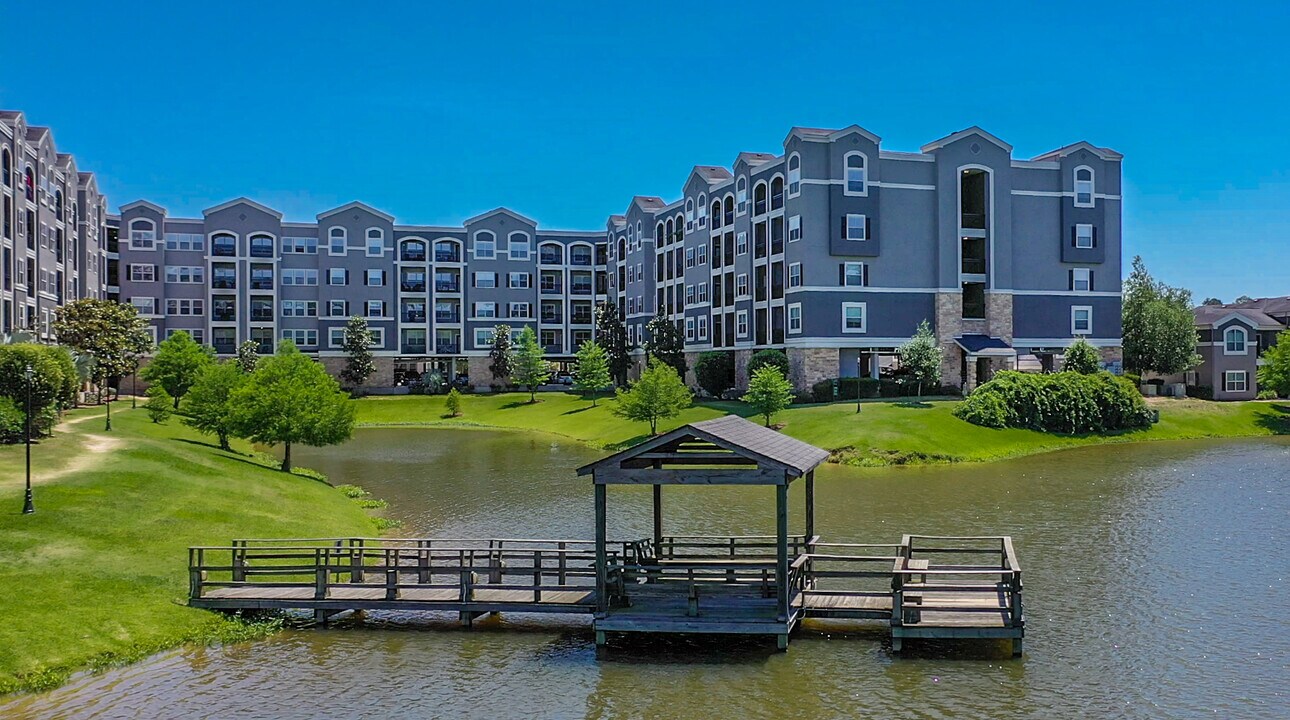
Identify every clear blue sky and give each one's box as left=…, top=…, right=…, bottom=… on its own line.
left=3, top=1, right=1286, bottom=303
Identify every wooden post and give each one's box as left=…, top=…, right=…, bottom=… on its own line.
left=350, top=539, right=364, bottom=584
left=652, top=484, right=662, bottom=551
left=594, top=480, right=608, bottom=614
left=189, top=548, right=203, bottom=599
left=315, top=548, right=328, bottom=600
left=385, top=549, right=398, bottom=600
left=775, top=481, right=788, bottom=623
left=804, top=470, right=815, bottom=553
left=232, top=541, right=246, bottom=582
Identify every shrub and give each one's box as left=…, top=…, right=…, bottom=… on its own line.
left=0, top=397, right=23, bottom=443
left=1257, top=389, right=1278, bottom=400
left=1186, top=385, right=1213, bottom=400
left=445, top=388, right=463, bottom=417
left=145, top=386, right=173, bottom=423
left=954, top=370, right=1152, bottom=434
left=747, top=349, right=789, bottom=379
left=1063, top=338, right=1101, bottom=374
left=695, top=351, right=735, bottom=398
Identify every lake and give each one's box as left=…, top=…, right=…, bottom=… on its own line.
left=4, top=428, right=1287, bottom=719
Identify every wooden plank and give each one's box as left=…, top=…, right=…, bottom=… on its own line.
left=594, top=467, right=784, bottom=485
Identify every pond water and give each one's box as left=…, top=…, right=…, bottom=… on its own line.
left=4, top=429, right=1288, bottom=719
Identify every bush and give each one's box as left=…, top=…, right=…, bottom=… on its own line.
left=0, top=397, right=24, bottom=443
left=145, top=386, right=173, bottom=423
left=445, top=388, right=463, bottom=417
left=694, top=352, right=735, bottom=398
left=954, top=370, right=1152, bottom=434
left=1187, top=385, right=1213, bottom=400
left=1256, top=389, right=1278, bottom=400
left=747, top=349, right=789, bottom=379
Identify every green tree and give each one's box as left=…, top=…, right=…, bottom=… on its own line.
left=52, top=298, right=153, bottom=430
left=595, top=301, right=631, bottom=387
left=183, top=360, right=247, bottom=450
left=488, top=324, right=514, bottom=384
left=1258, top=330, right=1290, bottom=398
left=611, top=359, right=692, bottom=435
left=742, top=365, right=794, bottom=427
left=1234, top=295, right=1255, bottom=305
left=1122, top=256, right=1201, bottom=376
left=144, top=385, right=173, bottom=423
left=339, top=316, right=375, bottom=391
left=1063, top=337, right=1101, bottom=375
left=0, top=344, right=70, bottom=436
left=573, top=340, right=612, bottom=405
left=512, top=326, right=550, bottom=402
left=230, top=341, right=356, bottom=472
left=445, top=387, right=463, bottom=417
left=694, top=351, right=735, bottom=398
left=1202, top=297, right=1223, bottom=306
left=897, top=320, right=943, bottom=396
left=644, top=311, right=687, bottom=379
left=748, top=349, right=790, bottom=378
left=236, top=340, right=260, bottom=373
left=141, top=330, right=214, bottom=408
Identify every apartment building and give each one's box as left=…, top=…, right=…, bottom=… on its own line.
left=114, top=199, right=607, bottom=386
left=0, top=111, right=110, bottom=337
left=1176, top=298, right=1288, bottom=400
left=605, top=125, right=1123, bottom=391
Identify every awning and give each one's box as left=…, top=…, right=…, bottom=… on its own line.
left=955, top=334, right=1017, bottom=357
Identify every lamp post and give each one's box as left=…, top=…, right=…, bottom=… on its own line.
left=131, top=359, right=138, bottom=409
left=22, top=363, right=34, bottom=515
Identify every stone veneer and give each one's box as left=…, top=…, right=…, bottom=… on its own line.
left=733, top=349, right=754, bottom=393
left=466, top=356, right=497, bottom=391
left=320, top=355, right=396, bottom=390
left=985, top=291, right=1014, bottom=343
left=787, top=347, right=837, bottom=393
left=934, top=292, right=964, bottom=388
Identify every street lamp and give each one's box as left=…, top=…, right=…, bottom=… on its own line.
left=22, top=363, right=34, bottom=515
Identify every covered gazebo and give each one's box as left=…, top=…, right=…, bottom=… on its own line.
left=577, top=414, right=830, bottom=648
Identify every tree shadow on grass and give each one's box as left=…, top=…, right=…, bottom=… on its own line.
left=1255, top=403, right=1290, bottom=435
left=561, top=405, right=596, bottom=415
left=891, top=401, right=934, bottom=409
left=607, top=433, right=654, bottom=450
left=500, top=400, right=538, bottom=410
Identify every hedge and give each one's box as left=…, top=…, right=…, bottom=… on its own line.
left=809, top=377, right=957, bottom=403
left=954, top=370, right=1152, bottom=433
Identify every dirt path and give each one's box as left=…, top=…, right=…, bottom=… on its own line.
left=2, top=410, right=131, bottom=488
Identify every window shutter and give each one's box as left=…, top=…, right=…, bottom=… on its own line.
left=838, top=264, right=845, bottom=285
left=840, top=218, right=846, bottom=239
left=1068, top=269, right=1074, bottom=291
left=1089, top=270, right=1095, bottom=292
left=344, top=270, right=350, bottom=284
left=1092, top=227, right=1098, bottom=248
left=1070, top=226, right=1076, bottom=247
left=862, top=264, right=869, bottom=287
left=865, top=216, right=872, bottom=241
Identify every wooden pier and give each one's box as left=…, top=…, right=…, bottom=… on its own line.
left=188, top=416, right=1024, bottom=654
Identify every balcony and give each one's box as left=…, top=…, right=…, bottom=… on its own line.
left=401, top=246, right=427, bottom=262
left=571, top=314, right=593, bottom=325
left=250, top=278, right=274, bottom=291
left=435, top=280, right=460, bottom=293
left=212, top=278, right=236, bottom=290
left=570, top=252, right=592, bottom=267
left=960, top=213, right=986, bottom=230
left=250, top=310, right=274, bottom=322
left=212, top=242, right=236, bottom=257
left=435, top=341, right=460, bottom=354
left=542, top=344, right=562, bottom=354
left=540, top=282, right=563, bottom=295
left=403, top=310, right=427, bottom=323
left=961, top=257, right=987, bottom=275
left=401, top=280, right=427, bottom=293
left=541, top=312, right=561, bottom=324
left=539, top=251, right=563, bottom=265
left=434, top=250, right=461, bottom=263
left=435, top=311, right=461, bottom=323
left=212, top=340, right=236, bottom=354
left=402, top=341, right=427, bottom=354
left=249, top=244, right=274, bottom=258
left=211, top=310, right=236, bottom=322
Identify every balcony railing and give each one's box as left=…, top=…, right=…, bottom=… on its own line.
left=435, top=342, right=460, bottom=354
left=401, top=250, right=427, bottom=262
left=250, top=279, right=274, bottom=290
left=435, top=311, right=460, bottom=323
left=540, top=253, right=562, bottom=265
left=402, top=342, right=427, bottom=354
left=570, top=284, right=593, bottom=296
left=213, top=341, right=236, bottom=354
left=435, top=281, right=460, bottom=293
left=541, top=313, right=561, bottom=323
left=212, top=244, right=236, bottom=257
left=570, top=254, right=592, bottom=266
left=571, top=314, right=593, bottom=325
left=211, top=311, right=236, bottom=322
left=540, top=284, right=563, bottom=294
left=961, top=257, right=987, bottom=275
left=401, top=281, right=427, bottom=293
left=211, top=278, right=236, bottom=290
left=403, top=311, right=427, bottom=323
left=434, top=250, right=461, bottom=263
left=250, top=311, right=274, bottom=322
left=249, top=245, right=274, bottom=258
left=961, top=213, right=986, bottom=230
left=543, top=344, right=562, bottom=354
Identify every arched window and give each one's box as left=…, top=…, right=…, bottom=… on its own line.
left=736, top=177, right=748, bottom=214
left=328, top=227, right=347, bottom=255
left=787, top=153, right=801, bottom=196
left=1224, top=326, right=1248, bottom=354
left=401, top=238, right=427, bottom=262
left=434, top=239, right=461, bottom=262
left=710, top=199, right=722, bottom=229
left=845, top=152, right=868, bottom=196
left=617, top=237, right=625, bottom=260
left=54, top=190, right=63, bottom=221
left=685, top=198, right=694, bottom=225
left=508, top=231, right=530, bottom=260
left=696, top=193, right=707, bottom=227
left=365, top=228, right=384, bottom=256
left=474, top=230, right=496, bottom=259
left=664, top=218, right=674, bottom=246
left=249, top=233, right=274, bottom=258
left=655, top=222, right=664, bottom=245
left=723, top=195, right=734, bottom=226
left=1, top=149, right=10, bottom=187
left=24, top=166, right=35, bottom=199
left=770, top=177, right=784, bottom=210
left=1074, top=166, right=1095, bottom=207
left=753, top=181, right=768, bottom=215
left=128, top=219, right=156, bottom=250
left=539, top=242, right=563, bottom=265
left=635, top=221, right=642, bottom=247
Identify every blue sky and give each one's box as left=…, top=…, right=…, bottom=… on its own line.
left=3, top=1, right=1286, bottom=302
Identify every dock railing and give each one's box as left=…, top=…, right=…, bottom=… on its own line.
left=891, top=535, right=1023, bottom=629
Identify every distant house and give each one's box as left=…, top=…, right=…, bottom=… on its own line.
left=1181, top=300, right=1287, bottom=400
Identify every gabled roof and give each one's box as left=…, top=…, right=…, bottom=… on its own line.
left=577, top=414, right=829, bottom=481
left=462, top=206, right=535, bottom=227
left=1228, top=296, right=1290, bottom=316
left=317, top=200, right=395, bottom=223
left=1193, top=306, right=1284, bottom=330
left=1031, top=141, right=1123, bottom=162
left=920, top=126, right=1012, bottom=154
left=630, top=195, right=666, bottom=213
left=607, top=214, right=626, bottom=229
left=783, top=124, right=882, bottom=146
left=204, top=197, right=285, bottom=220
left=735, top=151, right=778, bottom=168
left=955, top=334, right=1016, bottom=356
left=119, top=199, right=168, bottom=215
left=688, top=165, right=733, bottom=186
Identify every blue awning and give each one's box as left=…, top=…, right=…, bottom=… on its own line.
left=955, top=334, right=1016, bottom=356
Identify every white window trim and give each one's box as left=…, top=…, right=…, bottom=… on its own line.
left=736, top=231, right=748, bottom=255
left=508, top=231, right=531, bottom=260
left=789, top=262, right=802, bottom=288
left=366, top=269, right=385, bottom=287
left=1072, top=267, right=1092, bottom=292
left=365, top=228, right=384, bottom=257
left=846, top=214, right=867, bottom=241
left=473, top=231, right=497, bottom=260
left=736, top=177, right=748, bottom=215
left=736, top=273, right=749, bottom=298
left=1223, top=326, right=1248, bottom=355
left=843, top=262, right=866, bottom=287
left=843, top=151, right=869, bottom=197
left=327, top=227, right=347, bottom=256
left=736, top=310, right=749, bottom=338
left=328, top=268, right=347, bottom=286
left=788, top=215, right=802, bottom=242
left=1074, top=165, right=1095, bottom=208
left=1075, top=223, right=1094, bottom=249
left=1071, top=305, right=1093, bottom=335
left=788, top=303, right=803, bottom=334
left=1224, top=370, right=1248, bottom=393
left=842, top=302, right=867, bottom=334
left=685, top=317, right=695, bottom=341
left=328, top=328, right=346, bottom=349
left=508, top=271, right=530, bottom=289
left=368, top=328, right=385, bottom=348
left=366, top=300, right=385, bottom=318
left=787, top=153, right=802, bottom=197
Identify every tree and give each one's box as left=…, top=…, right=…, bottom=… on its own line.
left=236, top=340, right=260, bottom=373
left=694, top=351, right=735, bottom=398
left=183, top=360, right=247, bottom=450
left=573, top=341, right=612, bottom=406
left=145, top=385, right=173, bottom=423
left=512, top=326, right=550, bottom=402
left=445, top=388, right=463, bottom=417
left=611, top=359, right=692, bottom=435
left=742, top=365, right=794, bottom=427
left=897, top=320, right=943, bottom=396
left=1258, top=330, right=1290, bottom=398
left=748, top=349, right=790, bottom=379
left=1234, top=295, right=1255, bottom=305
left=230, top=341, right=356, bottom=472
left=1063, top=337, right=1101, bottom=375
left=595, top=301, right=631, bottom=387
left=488, top=324, right=515, bottom=384
left=52, top=299, right=153, bottom=431
left=1122, top=256, right=1201, bottom=376
left=0, top=344, right=71, bottom=436
left=141, top=330, right=214, bottom=408
left=644, top=311, right=687, bottom=379
left=339, top=316, right=375, bottom=391
left=1202, top=297, right=1224, bottom=306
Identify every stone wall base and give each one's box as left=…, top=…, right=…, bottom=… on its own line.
left=320, top=356, right=396, bottom=392
left=787, top=348, right=838, bottom=394
left=683, top=351, right=701, bottom=388
left=733, top=350, right=754, bottom=393
left=466, top=356, right=498, bottom=391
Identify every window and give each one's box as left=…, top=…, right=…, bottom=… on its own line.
left=129, top=263, right=155, bottom=282
left=753, top=181, right=768, bottom=216
left=710, top=199, right=722, bottom=229
left=696, top=194, right=707, bottom=228
left=282, top=300, right=318, bottom=317
left=1071, top=306, right=1093, bottom=335
left=366, top=268, right=385, bottom=287
left=508, top=232, right=530, bottom=260
left=843, top=262, right=866, bottom=287
left=168, top=328, right=205, bottom=345
left=736, top=273, right=749, bottom=298
left=1074, top=166, right=1095, bottom=207
left=685, top=317, right=695, bottom=341
left=736, top=177, right=748, bottom=214
left=697, top=315, right=708, bottom=340
left=367, top=328, right=385, bottom=348
left=329, top=327, right=346, bottom=348
left=328, top=268, right=348, bottom=286
left=165, top=266, right=204, bottom=284
left=474, top=272, right=497, bottom=289
left=130, top=296, right=156, bottom=315
left=787, top=154, right=801, bottom=196
left=281, top=329, right=318, bottom=348
left=696, top=245, right=707, bottom=265
left=846, top=214, right=868, bottom=241
left=845, top=152, right=868, bottom=195
left=165, top=233, right=205, bottom=251
left=1075, top=224, right=1094, bottom=249
left=475, top=302, right=497, bottom=319
left=366, top=300, right=385, bottom=318
left=697, top=282, right=708, bottom=303
left=1224, top=326, right=1248, bottom=354
left=128, top=220, right=156, bottom=250
left=635, top=262, right=642, bottom=281
left=789, top=263, right=802, bottom=288
left=474, top=231, right=496, bottom=259
left=472, top=328, right=493, bottom=348
left=685, top=285, right=695, bottom=304
left=508, top=272, right=531, bottom=289
left=166, top=299, right=204, bottom=316
left=685, top=198, right=694, bottom=228
left=328, top=227, right=347, bottom=255
left=327, top=300, right=348, bottom=317
left=509, top=302, right=531, bottom=318
left=282, top=269, right=318, bottom=286
left=1072, top=267, right=1092, bottom=292
left=736, top=231, right=748, bottom=256
left=1224, top=370, right=1248, bottom=393
left=366, top=228, right=384, bottom=256
left=281, top=236, right=317, bottom=254
left=770, top=177, right=784, bottom=210
left=842, top=302, right=867, bottom=333
left=685, top=248, right=695, bottom=268
left=736, top=310, right=749, bottom=338
left=788, top=215, right=801, bottom=242
left=788, top=303, right=802, bottom=334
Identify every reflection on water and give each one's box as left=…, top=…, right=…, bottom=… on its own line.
left=4, top=429, right=1288, bottom=719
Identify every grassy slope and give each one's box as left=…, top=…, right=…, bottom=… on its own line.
left=356, top=392, right=1290, bottom=464
left=0, top=407, right=376, bottom=694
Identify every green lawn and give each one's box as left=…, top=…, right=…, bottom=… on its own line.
left=356, top=392, right=1290, bottom=465
left=0, top=406, right=378, bottom=695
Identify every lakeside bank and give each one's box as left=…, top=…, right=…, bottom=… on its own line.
left=354, top=392, right=1290, bottom=466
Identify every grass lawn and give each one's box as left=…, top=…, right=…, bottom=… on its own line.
left=0, top=405, right=378, bottom=695
left=355, top=392, right=1290, bottom=465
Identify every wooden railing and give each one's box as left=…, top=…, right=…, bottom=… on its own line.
left=891, top=535, right=1023, bottom=628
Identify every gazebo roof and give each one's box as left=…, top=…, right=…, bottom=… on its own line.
left=577, top=415, right=830, bottom=484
